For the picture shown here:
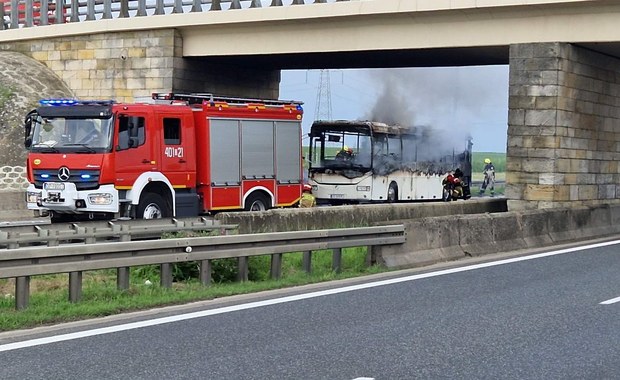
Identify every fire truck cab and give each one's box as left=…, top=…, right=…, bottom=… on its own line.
left=24, top=94, right=304, bottom=222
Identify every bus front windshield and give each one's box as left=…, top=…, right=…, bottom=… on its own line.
left=309, top=130, right=372, bottom=173
left=30, top=116, right=113, bottom=153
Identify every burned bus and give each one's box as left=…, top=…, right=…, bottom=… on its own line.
left=306, top=120, right=472, bottom=204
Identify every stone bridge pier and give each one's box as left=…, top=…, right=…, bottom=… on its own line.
left=507, top=43, right=620, bottom=210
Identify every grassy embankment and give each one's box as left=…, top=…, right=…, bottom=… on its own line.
left=0, top=248, right=381, bottom=331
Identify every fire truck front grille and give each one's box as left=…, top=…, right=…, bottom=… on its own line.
left=33, top=169, right=101, bottom=191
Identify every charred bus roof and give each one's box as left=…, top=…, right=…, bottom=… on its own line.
left=310, top=120, right=416, bottom=137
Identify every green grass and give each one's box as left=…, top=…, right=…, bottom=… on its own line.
left=0, top=248, right=385, bottom=331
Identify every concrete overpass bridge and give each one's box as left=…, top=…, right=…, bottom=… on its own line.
left=2, top=0, right=620, bottom=211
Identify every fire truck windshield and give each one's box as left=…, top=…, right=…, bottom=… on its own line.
left=30, top=116, right=113, bottom=153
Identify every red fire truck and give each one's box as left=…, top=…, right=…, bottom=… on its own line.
left=24, top=93, right=304, bottom=222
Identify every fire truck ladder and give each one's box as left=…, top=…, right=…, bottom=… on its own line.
left=151, top=93, right=303, bottom=107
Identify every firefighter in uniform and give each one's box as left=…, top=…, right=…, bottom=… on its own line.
left=335, top=145, right=354, bottom=160
left=479, top=158, right=496, bottom=196
left=299, top=184, right=316, bottom=208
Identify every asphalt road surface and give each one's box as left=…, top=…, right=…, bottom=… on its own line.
left=1, top=239, right=619, bottom=379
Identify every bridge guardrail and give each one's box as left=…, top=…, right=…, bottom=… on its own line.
left=1, top=0, right=356, bottom=30
left=1, top=223, right=406, bottom=310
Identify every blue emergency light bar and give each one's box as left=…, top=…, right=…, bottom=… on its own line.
left=39, top=99, right=115, bottom=106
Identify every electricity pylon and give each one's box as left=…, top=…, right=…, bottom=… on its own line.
left=314, top=69, right=332, bottom=121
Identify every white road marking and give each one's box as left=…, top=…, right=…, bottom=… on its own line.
left=352, top=378, right=375, bottom=380
left=600, top=296, right=620, bottom=305
left=2, top=238, right=620, bottom=353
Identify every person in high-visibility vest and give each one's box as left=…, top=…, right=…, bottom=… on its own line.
left=479, top=158, right=495, bottom=196
left=299, top=184, right=316, bottom=208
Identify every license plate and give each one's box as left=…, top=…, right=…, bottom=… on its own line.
left=44, top=182, right=65, bottom=191
left=330, top=194, right=345, bottom=199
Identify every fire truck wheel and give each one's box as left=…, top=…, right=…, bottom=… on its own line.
left=387, top=182, right=398, bottom=203
left=137, top=193, right=170, bottom=219
left=244, top=193, right=270, bottom=212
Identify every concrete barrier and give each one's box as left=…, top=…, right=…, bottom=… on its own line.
left=214, top=198, right=508, bottom=234
left=375, top=204, right=620, bottom=269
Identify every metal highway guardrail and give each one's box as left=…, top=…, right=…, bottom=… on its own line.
left=0, top=217, right=237, bottom=248
left=1, top=0, right=354, bottom=30
left=0, top=224, right=405, bottom=310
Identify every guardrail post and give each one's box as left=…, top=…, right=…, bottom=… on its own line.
left=302, top=250, right=312, bottom=273
left=365, top=246, right=377, bottom=266
left=161, top=264, right=173, bottom=288
left=270, top=253, right=282, bottom=280
left=332, top=248, right=342, bottom=273
left=199, top=260, right=211, bottom=286
left=117, top=268, right=130, bottom=290
left=117, top=227, right=131, bottom=290
left=69, top=271, right=82, bottom=302
left=15, top=276, right=30, bottom=310
left=8, top=232, right=19, bottom=249
left=237, top=257, right=248, bottom=282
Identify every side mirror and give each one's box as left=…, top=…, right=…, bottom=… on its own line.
left=24, top=111, right=35, bottom=148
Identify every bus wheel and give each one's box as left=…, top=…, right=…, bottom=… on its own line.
left=137, top=193, right=170, bottom=219
left=245, top=193, right=270, bottom=211
left=387, top=182, right=398, bottom=203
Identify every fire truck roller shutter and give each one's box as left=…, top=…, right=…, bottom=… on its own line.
left=209, top=119, right=241, bottom=186
left=275, top=121, right=302, bottom=184
left=241, top=120, right=275, bottom=180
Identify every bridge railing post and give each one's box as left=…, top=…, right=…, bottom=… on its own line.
left=0, top=5, right=5, bottom=30
left=10, top=0, right=19, bottom=29
left=230, top=0, right=241, bottom=10
left=270, top=0, right=283, bottom=6
left=119, top=0, right=129, bottom=18
left=155, top=0, right=165, bottom=15
left=40, top=0, right=49, bottom=25
left=25, top=0, right=33, bottom=27
left=55, top=0, right=66, bottom=24
left=137, top=0, right=147, bottom=16
left=210, top=0, right=221, bottom=11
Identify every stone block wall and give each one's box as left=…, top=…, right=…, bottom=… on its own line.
left=507, top=43, right=620, bottom=210
left=0, top=29, right=280, bottom=102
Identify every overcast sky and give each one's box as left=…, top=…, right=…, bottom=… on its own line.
left=279, top=65, right=509, bottom=153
